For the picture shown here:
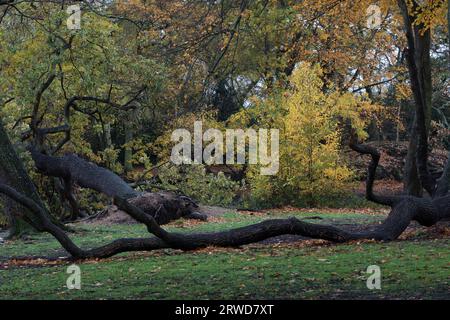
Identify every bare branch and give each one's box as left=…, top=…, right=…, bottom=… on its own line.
left=30, top=72, right=56, bottom=130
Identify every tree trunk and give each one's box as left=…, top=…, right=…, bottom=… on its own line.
left=404, top=121, right=423, bottom=196
left=28, top=149, right=207, bottom=225
left=0, top=119, right=46, bottom=237
left=398, top=0, right=434, bottom=196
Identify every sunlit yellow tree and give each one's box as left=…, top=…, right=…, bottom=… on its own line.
left=242, top=63, right=379, bottom=207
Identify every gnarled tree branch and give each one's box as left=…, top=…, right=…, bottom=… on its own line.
left=349, top=138, right=400, bottom=207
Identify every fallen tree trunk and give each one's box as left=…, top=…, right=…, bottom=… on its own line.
left=29, top=149, right=139, bottom=199
left=0, top=139, right=449, bottom=259
left=0, top=122, right=443, bottom=259
left=29, top=149, right=207, bottom=224
left=0, top=182, right=448, bottom=260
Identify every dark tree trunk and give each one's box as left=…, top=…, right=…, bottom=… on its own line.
left=30, top=150, right=139, bottom=199
left=404, top=123, right=423, bottom=196
left=0, top=120, right=47, bottom=237
left=398, top=0, right=434, bottom=196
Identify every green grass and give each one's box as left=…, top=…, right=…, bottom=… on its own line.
left=0, top=210, right=448, bottom=299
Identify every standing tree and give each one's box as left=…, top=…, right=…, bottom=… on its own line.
left=398, top=0, right=434, bottom=196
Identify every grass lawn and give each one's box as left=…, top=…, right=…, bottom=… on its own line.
left=0, top=210, right=448, bottom=299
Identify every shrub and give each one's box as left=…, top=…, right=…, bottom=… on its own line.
left=148, top=163, right=242, bottom=207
